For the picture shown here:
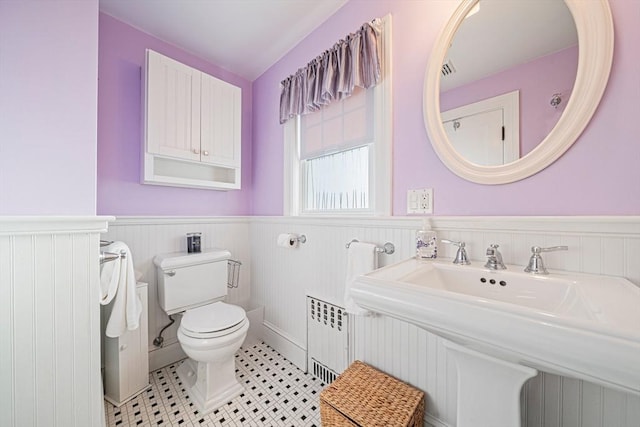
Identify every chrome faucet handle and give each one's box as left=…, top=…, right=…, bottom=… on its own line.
left=441, top=239, right=471, bottom=265
left=485, top=244, right=506, bottom=270
left=524, top=245, right=568, bottom=275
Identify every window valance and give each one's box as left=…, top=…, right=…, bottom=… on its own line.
left=279, top=18, right=383, bottom=124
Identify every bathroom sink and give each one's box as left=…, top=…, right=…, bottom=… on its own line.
left=399, top=261, right=579, bottom=313
left=350, top=258, right=640, bottom=396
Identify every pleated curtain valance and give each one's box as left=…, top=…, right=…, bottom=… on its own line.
left=279, top=18, right=383, bottom=124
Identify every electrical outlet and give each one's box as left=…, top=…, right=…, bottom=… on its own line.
left=419, top=188, right=433, bottom=213
left=407, top=188, right=433, bottom=214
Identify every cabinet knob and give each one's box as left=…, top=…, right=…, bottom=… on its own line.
left=119, top=344, right=127, bottom=351
left=192, top=148, right=200, bottom=154
left=202, top=150, right=209, bottom=156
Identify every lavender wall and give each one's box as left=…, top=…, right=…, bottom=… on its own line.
left=97, top=13, right=253, bottom=216
left=441, top=46, right=578, bottom=158
left=0, top=1, right=99, bottom=215
left=252, top=0, right=640, bottom=216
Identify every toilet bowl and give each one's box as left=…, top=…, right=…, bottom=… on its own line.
left=153, top=249, right=249, bottom=415
left=176, top=302, right=249, bottom=414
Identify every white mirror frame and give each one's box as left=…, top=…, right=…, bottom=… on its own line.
left=424, top=0, right=614, bottom=184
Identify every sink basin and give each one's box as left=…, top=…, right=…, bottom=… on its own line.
left=400, top=262, right=579, bottom=313
left=351, top=258, right=640, bottom=395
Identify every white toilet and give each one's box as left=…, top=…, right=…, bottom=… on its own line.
left=154, top=249, right=249, bottom=414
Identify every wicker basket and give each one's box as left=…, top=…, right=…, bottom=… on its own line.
left=320, top=361, right=425, bottom=427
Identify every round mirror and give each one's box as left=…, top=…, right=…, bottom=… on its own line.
left=424, top=0, right=614, bottom=184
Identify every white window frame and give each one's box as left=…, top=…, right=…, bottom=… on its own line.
left=283, top=15, right=392, bottom=217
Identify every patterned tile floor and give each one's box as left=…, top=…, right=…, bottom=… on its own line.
left=105, top=342, right=326, bottom=426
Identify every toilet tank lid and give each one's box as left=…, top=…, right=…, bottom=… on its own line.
left=153, top=248, right=231, bottom=270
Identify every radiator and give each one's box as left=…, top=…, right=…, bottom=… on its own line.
left=307, top=296, right=349, bottom=384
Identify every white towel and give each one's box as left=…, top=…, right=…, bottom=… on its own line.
left=100, top=241, right=142, bottom=338
left=100, top=249, right=121, bottom=305
left=343, top=241, right=378, bottom=316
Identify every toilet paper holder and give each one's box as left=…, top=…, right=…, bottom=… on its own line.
left=277, top=233, right=307, bottom=248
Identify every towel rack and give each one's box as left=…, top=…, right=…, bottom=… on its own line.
left=100, top=240, right=127, bottom=264
left=346, top=239, right=395, bottom=255
left=227, top=259, right=242, bottom=289
left=100, top=250, right=126, bottom=265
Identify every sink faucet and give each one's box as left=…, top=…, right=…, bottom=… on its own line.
left=485, top=244, right=506, bottom=270
left=441, top=239, right=470, bottom=265
left=524, top=246, right=568, bottom=274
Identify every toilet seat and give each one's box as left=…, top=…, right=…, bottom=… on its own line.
left=180, top=301, right=247, bottom=339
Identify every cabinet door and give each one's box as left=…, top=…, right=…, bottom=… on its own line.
left=121, top=284, right=148, bottom=400
left=200, top=72, right=241, bottom=167
left=102, top=283, right=149, bottom=406
left=145, top=50, right=201, bottom=161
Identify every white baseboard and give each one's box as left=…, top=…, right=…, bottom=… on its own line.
left=262, top=321, right=307, bottom=371
left=149, top=341, right=186, bottom=371
left=243, top=305, right=265, bottom=348
left=425, top=413, right=452, bottom=427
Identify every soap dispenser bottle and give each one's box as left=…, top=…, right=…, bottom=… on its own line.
left=416, top=218, right=437, bottom=259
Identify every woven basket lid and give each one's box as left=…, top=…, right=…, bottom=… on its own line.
left=320, top=360, right=424, bottom=426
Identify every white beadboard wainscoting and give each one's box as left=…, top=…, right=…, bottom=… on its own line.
left=0, top=216, right=113, bottom=427
left=99, top=215, right=639, bottom=427
left=101, top=217, right=252, bottom=371
left=249, top=216, right=640, bottom=427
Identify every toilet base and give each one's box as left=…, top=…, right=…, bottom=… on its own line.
left=177, top=358, right=244, bottom=415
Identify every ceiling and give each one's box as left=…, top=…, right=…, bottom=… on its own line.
left=99, top=0, right=347, bottom=81
left=99, top=0, right=578, bottom=88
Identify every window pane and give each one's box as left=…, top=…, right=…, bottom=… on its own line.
left=302, top=145, right=369, bottom=212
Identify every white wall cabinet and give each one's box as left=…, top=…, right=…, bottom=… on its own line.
left=102, top=282, right=149, bottom=407
left=143, top=49, right=241, bottom=190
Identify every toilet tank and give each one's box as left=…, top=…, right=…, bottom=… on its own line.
left=154, top=248, right=231, bottom=315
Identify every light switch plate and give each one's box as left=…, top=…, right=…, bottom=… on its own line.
left=407, top=188, right=433, bottom=214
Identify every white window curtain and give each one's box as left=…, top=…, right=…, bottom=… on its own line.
left=303, top=145, right=370, bottom=211
left=279, top=18, right=383, bottom=124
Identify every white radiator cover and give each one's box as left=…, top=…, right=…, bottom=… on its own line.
left=306, top=296, right=349, bottom=384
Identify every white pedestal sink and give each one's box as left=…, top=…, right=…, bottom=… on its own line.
left=446, top=341, right=537, bottom=427
left=350, top=258, right=640, bottom=426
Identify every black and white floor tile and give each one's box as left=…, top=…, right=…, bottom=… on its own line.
left=104, top=342, right=326, bottom=426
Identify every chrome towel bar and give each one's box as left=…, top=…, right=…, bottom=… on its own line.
left=100, top=250, right=126, bottom=265
left=346, top=239, right=395, bottom=255
left=100, top=240, right=127, bottom=264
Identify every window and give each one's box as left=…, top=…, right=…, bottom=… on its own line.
left=303, top=145, right=370, bottom=211
left=301, top=86, right=372, bottom=212
left=284, top=16, right=392, bottom=216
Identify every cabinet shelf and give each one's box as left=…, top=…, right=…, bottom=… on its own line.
left=143, top=154, right=240, bottom=190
